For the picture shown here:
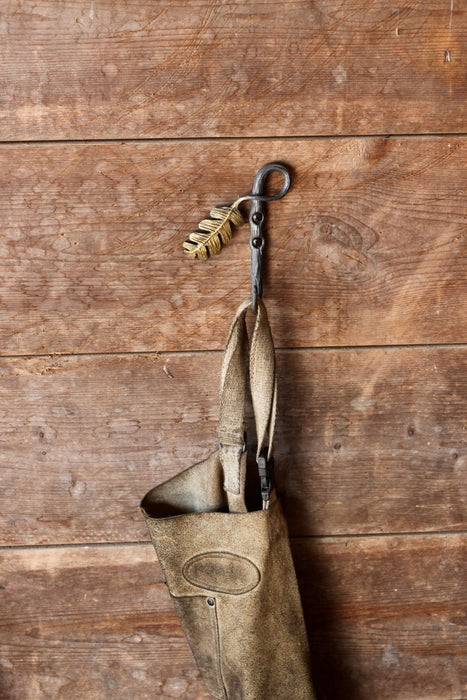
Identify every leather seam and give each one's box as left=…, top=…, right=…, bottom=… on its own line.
left=212, top=599, right=228, bottom=700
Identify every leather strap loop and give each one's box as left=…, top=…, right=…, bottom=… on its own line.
left=249, top=299, right=276, bottom=461
left=218, top=299, right=250, bottom=450
left=218, top=298, right=276, bottom=507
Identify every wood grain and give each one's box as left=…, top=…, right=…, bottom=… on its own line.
left=0, top=544, right=210, bottom=700
left=1, top=137, right=465, bottom=355
left=1, top=346, right=464, bottom=546
left=3, top=2, right=465, bottom=698
left=1, top=536, right=465, bottom=699
left=293, top=534, right=467, bottom=699
left=1, top=1, right=465, bottom=140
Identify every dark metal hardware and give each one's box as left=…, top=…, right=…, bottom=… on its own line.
left=247, top=163, right=291, bottom=314
left=257, top=446, right=275, bottom=503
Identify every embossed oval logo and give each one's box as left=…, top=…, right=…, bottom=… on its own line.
left=182, top=551, right=260, bottom=595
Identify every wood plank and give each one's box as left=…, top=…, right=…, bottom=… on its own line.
left=292, top=534, right=467, bottom=699
left=1, top=136, right=465, bottom=354
left=1, top=535, right=465, bottom=699
left=1, top=346, right=464, bottom=546
left=0, top=544, right=210, bottom=699
left=1, top=1, right=465, bottom=140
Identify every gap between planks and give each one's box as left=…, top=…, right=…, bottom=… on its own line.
left=0, top=132, right=465, bottom=147
left=1, top=529, right=466, bottom=552
left=1, top=341, right=466, bottom=362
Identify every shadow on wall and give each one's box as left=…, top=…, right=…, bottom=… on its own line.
left=272, top=310, right=359, bottom=700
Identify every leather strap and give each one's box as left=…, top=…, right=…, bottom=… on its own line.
left=218, top=298, right=277, bottom=510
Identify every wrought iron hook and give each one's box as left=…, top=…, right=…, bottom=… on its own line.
left=183, top=162, right=291, bottom=312
left=245, top=163, right=291, bottom=314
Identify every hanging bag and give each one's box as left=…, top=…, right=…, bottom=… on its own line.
left=141, top=298, right=315, bottom=699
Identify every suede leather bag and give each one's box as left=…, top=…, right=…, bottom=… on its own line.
left=141, top=299, right=315, bottom=699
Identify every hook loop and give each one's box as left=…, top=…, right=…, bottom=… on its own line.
left=248, top=162, right=291, bottom=314
left=252, top=162, right=291, bottom=201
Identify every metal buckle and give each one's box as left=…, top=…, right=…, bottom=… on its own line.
left=257, top=446, right=274, bottom=503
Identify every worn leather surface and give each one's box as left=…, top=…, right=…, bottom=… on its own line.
left=141, top=299, right=315, bottom=698
left=141, top=451, right=315, bottom=699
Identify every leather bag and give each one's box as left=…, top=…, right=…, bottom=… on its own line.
left=141, top=298, right=315, bottom=699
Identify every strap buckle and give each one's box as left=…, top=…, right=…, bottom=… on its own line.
left=218, top=431, right=247, bottom=453
left=257, top=447, right=274, bottom=503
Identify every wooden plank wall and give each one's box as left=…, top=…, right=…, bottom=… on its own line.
left=0, top=2, right=465, bottom=699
